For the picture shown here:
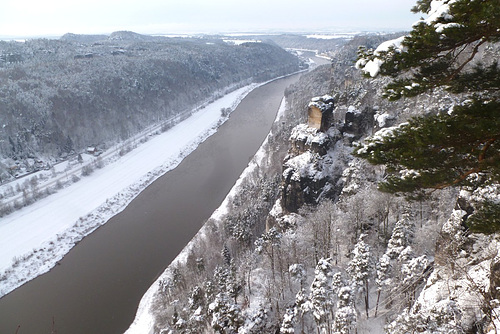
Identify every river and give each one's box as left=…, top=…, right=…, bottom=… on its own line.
left=0, top=76, right=300, bottom=334
left=0, top=55, right=330, bottom=333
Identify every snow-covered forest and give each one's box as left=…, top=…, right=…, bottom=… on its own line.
left=3, top=0, right=500, bottom=331
left=0, top=32, right=301, bottom=182
left=127, top=20, right=500, bottom=334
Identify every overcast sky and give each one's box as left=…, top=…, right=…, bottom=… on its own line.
left=1, top=0, right=420, bottom=38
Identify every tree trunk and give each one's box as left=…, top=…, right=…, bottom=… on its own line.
left=364, top=280, right=370, bottom=318
left=375, top=289, right=381, bottom=317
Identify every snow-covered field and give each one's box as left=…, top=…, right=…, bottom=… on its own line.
left=124, top=96, right=288, bottom=334
left=0, top=83, right=260, bottom=298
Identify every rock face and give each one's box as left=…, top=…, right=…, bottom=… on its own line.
left=281, top=125, right=330, bottom=213
left=281, top=148, right=328, bottom=213
left=281, top=95, right=378, bottom=214
left=281, top=96, right=346, bottom=213
left=342, top=105, right=375, bottom=140
left=307, top=95, right=335, bottom=132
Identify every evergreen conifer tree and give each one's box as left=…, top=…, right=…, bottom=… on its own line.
left=385, top=212, right=415, bottom=260
left=347, top=234, right=372, bottom=317
left=208, top=292, right=243, bottom=334
left=355, top=0, right=500, bottom=233
left=309, top=258, right=335, bottom=331
left=332, top=286, right=357, bottom=334
left=280, top=308, right=296, bottom=334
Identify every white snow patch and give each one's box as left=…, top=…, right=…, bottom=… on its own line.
left=347, top=105, right=360, bottom=114
left=414, top=0, right=457, bottom=27
left=284, top=151, right=320, bottom=181
left=223, top=39, right=261, bottom=45
left=356, top=36, right=405, bottom=77
left=305, top=33, right=357, bottom=39
left=374, top=36, right=406, bottom=55
left=355, top=123, right=408, bottom=155
left=374, top=111, right=394, bottom=128
left=290, top=124, right=329, bottom=147
left=358, top=57, right=384, bottom=77
left=435, top=22, right=462, bottom=33
left=268, top=198, right=283, bottom=218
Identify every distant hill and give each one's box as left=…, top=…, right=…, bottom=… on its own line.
left=0, top=33, right=302, bottom=181
left=60, top=33, right=109, bottom=43
left=108, top=31, right=163, bottom=42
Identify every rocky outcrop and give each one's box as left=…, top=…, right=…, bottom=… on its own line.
left=281, top=96, right=348, bottom=213
left=281, top=149, right=328, bottom=213
left=280, top=93, right=380, bottom=214
left=307, top=95, right=335, bottom=132
left=342, top=105, right=375, bottom=140
left=287, top=124, right=331, bottom=156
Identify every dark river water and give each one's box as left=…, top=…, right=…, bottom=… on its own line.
left=0, top=71, right=314, bottom=334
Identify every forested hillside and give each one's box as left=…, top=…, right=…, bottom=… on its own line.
left=0, top=32, right=301, bottom=181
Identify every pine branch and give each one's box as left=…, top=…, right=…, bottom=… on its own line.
left=445, top=38, right=487, bottom=82
left=432, top=138, right=498, bottom=190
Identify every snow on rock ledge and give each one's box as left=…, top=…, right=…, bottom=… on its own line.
left=281, top=120, right=345, bottom=213
left=289, top=124, right=331, bottom=156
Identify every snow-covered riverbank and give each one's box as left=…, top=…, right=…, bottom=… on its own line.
left=0, top=84, right=260, bottom=298
left=124, top=96, right=288, bottom=334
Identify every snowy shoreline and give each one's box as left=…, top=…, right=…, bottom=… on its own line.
left=0, top=82, right=264, bottom=298
left=124, top=95, right=288, bottom=334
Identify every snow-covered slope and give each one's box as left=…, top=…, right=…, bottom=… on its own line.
left=125, top=36, right=500, bottom=333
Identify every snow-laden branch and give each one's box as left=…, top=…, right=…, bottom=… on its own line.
left=356, top=0, right=461, bottom=78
